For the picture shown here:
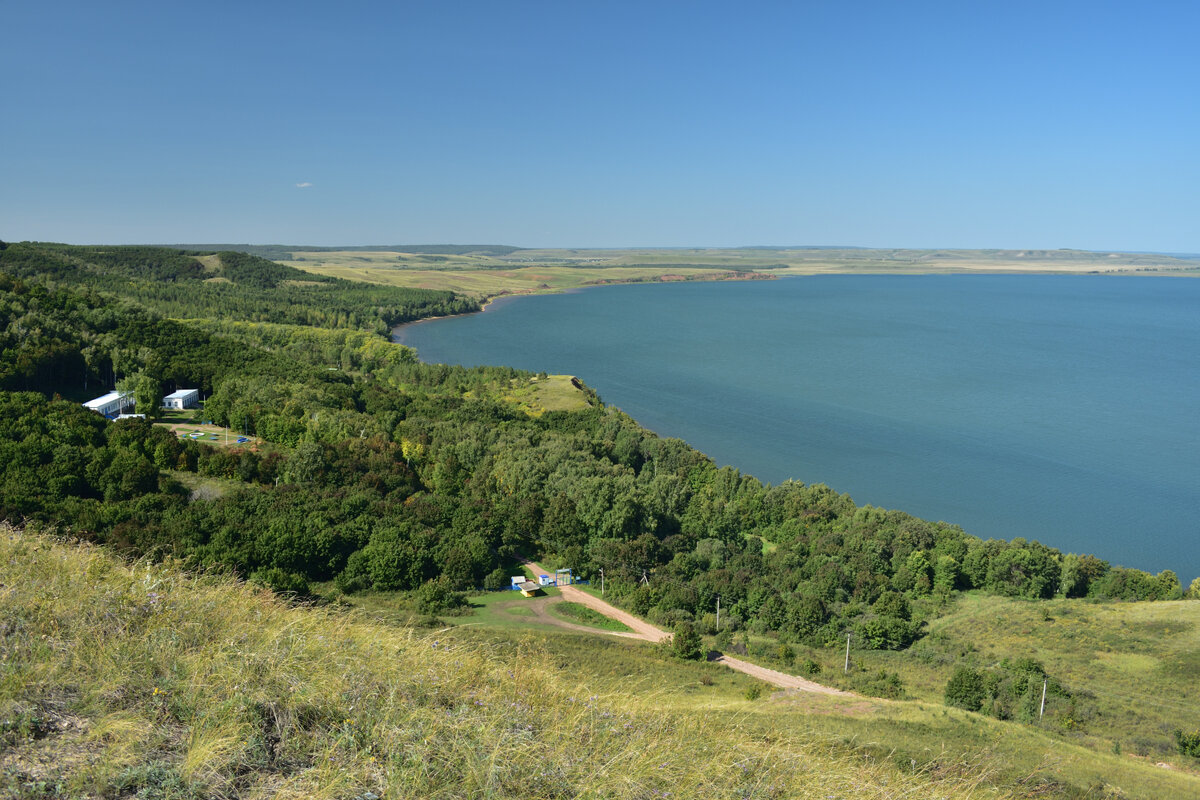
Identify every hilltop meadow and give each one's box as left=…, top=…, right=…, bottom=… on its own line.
left=2, top=240, right=1199, bottom=798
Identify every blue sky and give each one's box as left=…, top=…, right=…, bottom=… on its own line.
left=3, top=1, right=1197, bottom=250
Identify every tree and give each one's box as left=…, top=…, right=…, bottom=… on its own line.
left=117, top=370, right=162, bottom=419
left=945, top=666, right=988, bottom=711
left=672, top=621, right=704, bottom=660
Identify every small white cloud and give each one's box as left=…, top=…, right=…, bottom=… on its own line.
left=296, top=181, right=313, bottom=188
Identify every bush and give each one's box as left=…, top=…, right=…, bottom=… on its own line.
left=945, top=666, right=988, bottom=711
left=854, top=670, right=905, bottom=700
left=483, top=567, right=509, bottom=591
left=249, top=567, right=310, bottom=596
left=797, top=658, right=821, bottom=677
left=744, top=683, right=764, bottom=701
left=856, top=616, right=920, bottom=650
left=415, top=576, right=467, bottom=615
left=1176, top=729, right=1200, bottom=758
left=672, top=621, right=704, bottom=661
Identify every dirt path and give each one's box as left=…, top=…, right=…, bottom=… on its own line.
left=521, top=560, right=854, bottom=696
left=713, top=655, right=853, bottom=696
left=523, top=560, right=669, bottom=642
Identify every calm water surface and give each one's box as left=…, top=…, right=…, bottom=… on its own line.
left=397, top=276, right=1200, bottom=582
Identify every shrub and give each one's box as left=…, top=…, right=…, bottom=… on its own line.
left=853, top=670, right=905, bottom=700
left=483, top=567, right=509, bottom=591
left=415, top=576, right=467, bottom=614
left=945, top=666, right=988, bottom=712
left=1176, top=729, right=1200, bottom=758
left=672, top=621, right=704, bottom=661
left=797, top=658, right=822, bottom=677
left=856, top=616, right=920, bottom=650
left=249, top=567, right=310, bottom=596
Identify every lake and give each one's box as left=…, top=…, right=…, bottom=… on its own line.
left=396, top=275, right=1200, bottom=583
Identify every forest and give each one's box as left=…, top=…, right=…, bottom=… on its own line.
left=0, top=241, right=1191, bottom=655
left=0, top=242, right=478, bottom=334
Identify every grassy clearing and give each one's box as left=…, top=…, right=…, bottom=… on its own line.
left=550, top=601, right=633, bottom=633
left=461, top=374, right=591, bottom=416
left=1, top=528, right=1015, bottom=799
left=152, top=408, right=265, bottom=451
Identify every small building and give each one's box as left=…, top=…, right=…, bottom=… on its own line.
left=163, top=389, right=199, bottom=410
left=83, top=391, right=132, bottom=418
left=517, top=581, right=541, bottom=598
left=538, top=574, right=554, bottom=587
left=510, top=576, right=527, bottom=591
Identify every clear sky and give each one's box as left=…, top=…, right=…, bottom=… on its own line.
left=3, top=1, right=1197, bottom=250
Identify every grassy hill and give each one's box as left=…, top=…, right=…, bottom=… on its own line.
left=7, top=528, right=1199, bottom=798
left=2, top=527, right=1008, bottom=800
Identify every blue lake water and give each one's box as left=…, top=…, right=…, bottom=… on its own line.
left=396, top=275, right=1200, bottom=583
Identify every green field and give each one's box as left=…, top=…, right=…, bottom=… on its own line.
left=281, top=247, right=1200, bottom=300
left=468, top=373, right=592, bottom=416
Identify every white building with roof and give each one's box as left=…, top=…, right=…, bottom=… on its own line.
left=163, top=388, right=199, bottom=410
left=83, top=391, right=133, bottom=417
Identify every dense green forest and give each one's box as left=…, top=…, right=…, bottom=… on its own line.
left=0, top=242, right=1190, bottom=656
left=167, top=243, right=526, bottom=261
left=0, top=242, right=477, bottom=334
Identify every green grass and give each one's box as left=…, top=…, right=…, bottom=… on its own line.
left=451, top=624, right=1200, bottom=799
left=1, top=527, right=1024, bottom=799
left=464, top=374, right=591, bottom=416
left=152, top=408, right=269, bottom=450
left=549, top=601, right=633, bottom=633
left=882, top=594, right=1200, bottom=760
left=319, top=577, right=1200, bottom=797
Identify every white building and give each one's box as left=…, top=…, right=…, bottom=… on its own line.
left=83, top=391, right=133, bottom=417
left=163, top=389, right=199, bottom=410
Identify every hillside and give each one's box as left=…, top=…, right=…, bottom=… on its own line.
left=1, top=527, right=1003, bottom=800
left=0, top=242, right=477, bottom=333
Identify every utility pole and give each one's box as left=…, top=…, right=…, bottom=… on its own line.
left=844, top=633, right=851, bottom=673
left=716, top=596, right=721, bottom=631
left=1039, top=678, right=1047, bottom=720
left=600, top=568, right=605, bottom=597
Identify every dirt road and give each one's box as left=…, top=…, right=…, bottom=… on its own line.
left=521, top=560, right=853, bottom=696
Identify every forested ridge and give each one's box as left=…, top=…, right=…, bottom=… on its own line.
left=0, top=242, right=1190, bottom=656
left=0, top=242, right=478, bottom=333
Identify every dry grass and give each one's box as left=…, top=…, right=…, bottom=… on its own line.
left=0, top=526, right=1012, bottom=799
left=281, top=248, right=1200, bottom=301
